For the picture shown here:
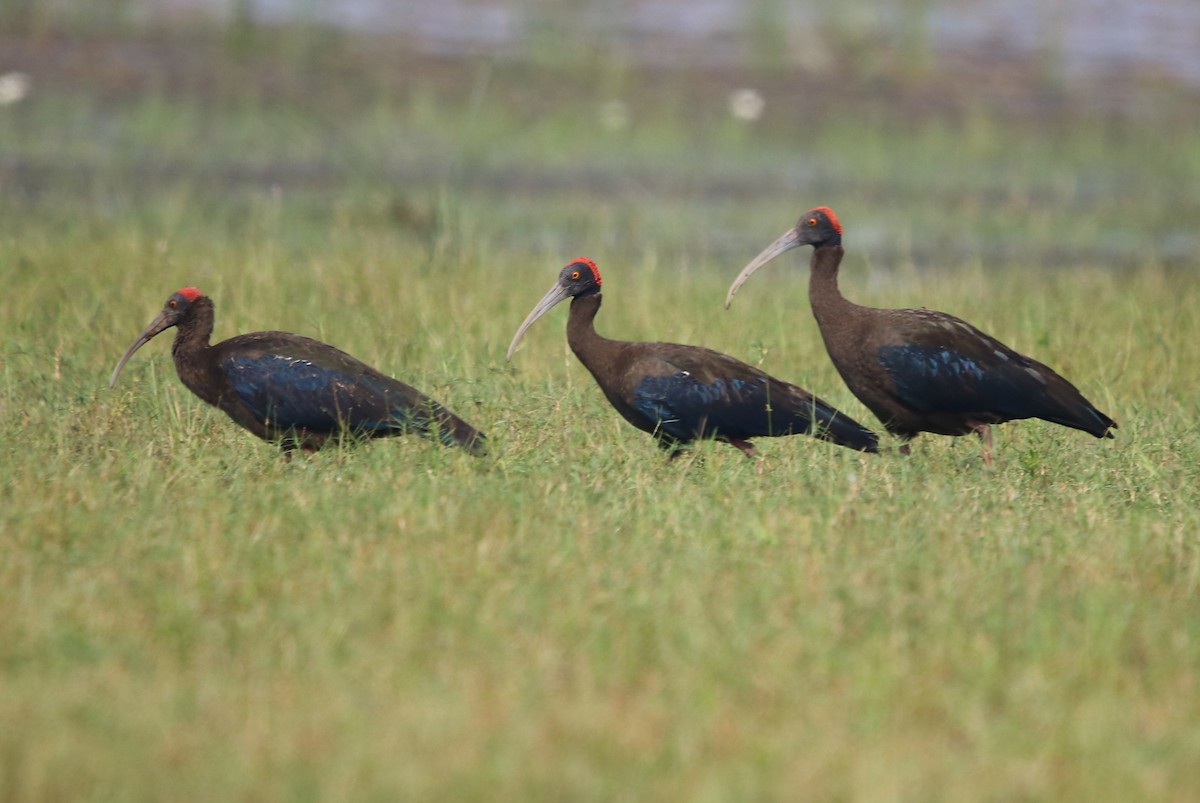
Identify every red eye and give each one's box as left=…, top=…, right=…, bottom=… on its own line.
left=571, top=271, right=581, bottom=280
left=807, top=217, right=818, bottom=226
left=169, top=300, right=177, bottom=308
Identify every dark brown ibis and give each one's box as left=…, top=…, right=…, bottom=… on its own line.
left=506, top=257, right=879, bottom=458
left=726, top=206, right=1116, bottom=462
left=110, top=287, right=487, bottom=455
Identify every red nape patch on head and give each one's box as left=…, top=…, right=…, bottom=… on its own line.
left=178, top=287, right=202, bottom=301
left=811, top=206, right=843, bottom=235
left=571, top=257, right=602, bottom=286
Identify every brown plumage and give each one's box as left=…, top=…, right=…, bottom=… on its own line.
left=725, top=207, right=1116, bottom=461
left=507, top=257, right=879, bottom=458
left=110, top=287, right=487, bottom=455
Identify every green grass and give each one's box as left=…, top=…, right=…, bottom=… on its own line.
left=3, top=25, right=1200, bottom=801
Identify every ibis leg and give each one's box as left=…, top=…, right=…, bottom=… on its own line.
left=971, top=423, right=994, bottom=466
left=726, top=438, right=758, bottom=458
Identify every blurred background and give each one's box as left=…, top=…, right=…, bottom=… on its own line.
left=2, top=0, right=1198, bottom=278
left=3, top=8, right=1199, bottom=799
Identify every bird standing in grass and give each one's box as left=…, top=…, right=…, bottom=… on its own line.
left=725, top=206, right=1116, bottom=462
left=110, top=287, right=487, bottom=455
left=507, top=257, right=879, bottom=458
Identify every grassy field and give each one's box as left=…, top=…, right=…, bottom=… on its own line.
left=3, top=21, right=1200, bottom=801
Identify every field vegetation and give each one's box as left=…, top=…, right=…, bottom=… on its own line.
left=2, top=11, right=1200, bottom=800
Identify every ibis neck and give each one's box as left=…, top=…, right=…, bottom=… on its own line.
left=566, top=292, right=610, bottom=364
left=171, top=297, right=215, bottom=361
left=171, top=297, right=219, bottom=402
left=808, top=245, right=858, bottom=323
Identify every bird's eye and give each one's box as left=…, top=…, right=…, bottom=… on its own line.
left=571, top=270, right=581, bottom=280
left=169, top=300, right=177, bottom=308
left=807, top=217, right=818, bottom=226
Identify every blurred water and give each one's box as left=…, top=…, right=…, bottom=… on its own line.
left=166, top=0, right=1200, bottom=84
left=927, top=0, right=1200, bottom=83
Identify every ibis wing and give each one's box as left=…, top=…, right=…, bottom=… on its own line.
left=632, top=369, right=780, bottom=441
left=220, top=353, right=392, bottom=432
left=629, top=346, right=834, bottom=441
left=215, top=333, right=415, bottom=433
left=876, top=313, right=1062, bottom=420
left=215, top=334, right=487, bottom=451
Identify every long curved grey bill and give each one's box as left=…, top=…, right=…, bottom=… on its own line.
left=506, top=281, right=572, bottom=360
left=724, top=227, right=803, bottom=309
left=108, top=312, right=173, bottom=389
